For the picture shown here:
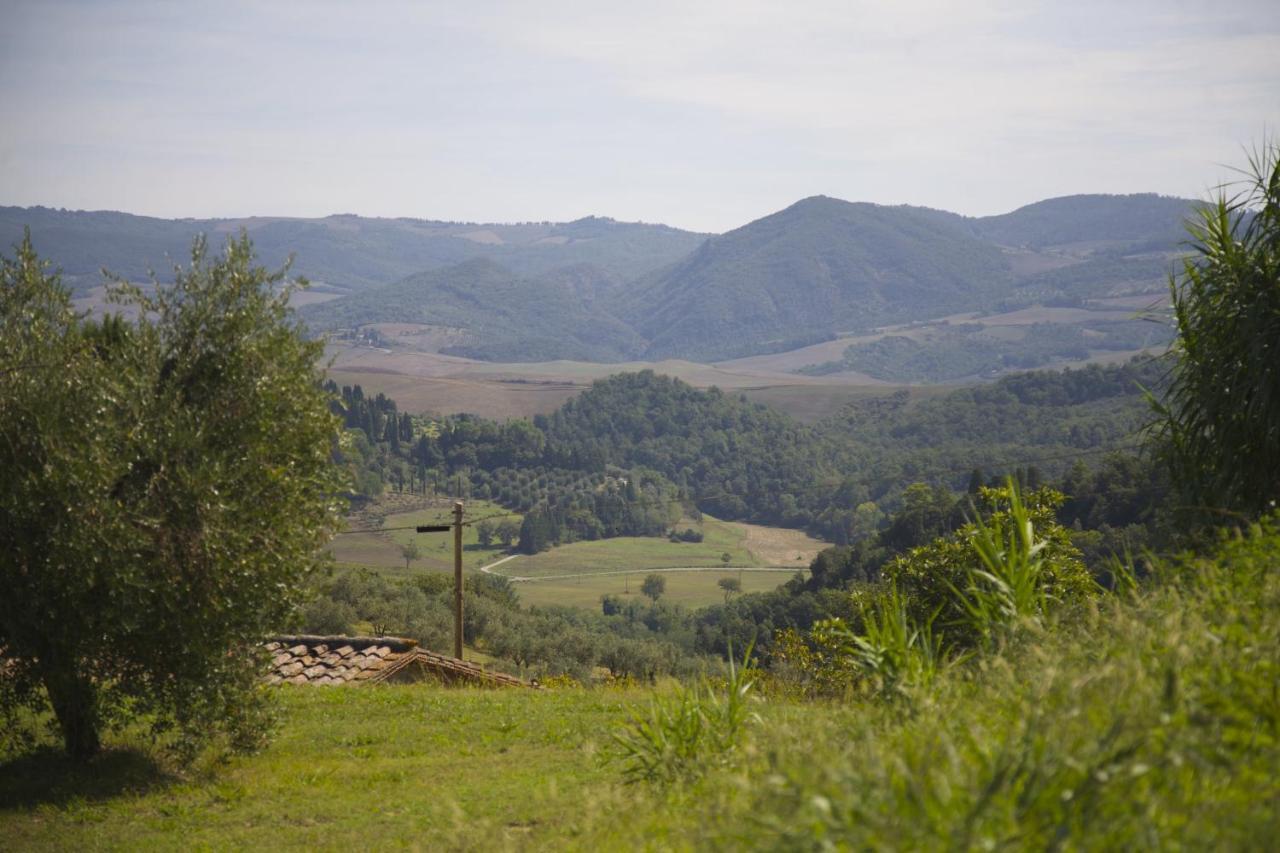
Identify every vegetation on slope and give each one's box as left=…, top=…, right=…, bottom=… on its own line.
left=3, top=520, right=1274, bottom=849
left=593, top=518, right=1280, bottom=849
left=302, top=258, right=645, bottom=361
left=0, top=207, right=707, bottom=293
left=801, top=319, right=1172, bottom=381
left=619, top=196, right=1015, bottom=361
left=970, top=192, right=1196, bottom=248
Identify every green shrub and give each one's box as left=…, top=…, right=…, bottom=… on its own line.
left=612, top=645, right=758, bottom=785
left=885, top=483, right=1095, bottom=649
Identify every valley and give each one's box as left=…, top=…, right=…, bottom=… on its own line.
left=326, top=492, right=822, bottom=611
left=324, top=287, right=1170, bottom=423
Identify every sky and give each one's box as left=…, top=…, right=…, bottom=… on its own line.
left=1, top=0, right=1277, bottom=233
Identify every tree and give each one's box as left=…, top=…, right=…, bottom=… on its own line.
left=718, top=576, right=741, bottom=602
left=476, top=520, right=495, bottom=548
left=400, top=542, right=421, bottom=570
left=0, top=232, right=344, bottom=759
left=641, top=573, right=666, bottom=602
left=495, top=520, right=520, bottom=548
left=1153, top=142, right=1280, bottom=520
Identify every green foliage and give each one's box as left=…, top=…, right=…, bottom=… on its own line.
left=0, top=232, right=344, bottom=759
left=0, top=206, right=706, bottom=294
left=641, top=574, right=667, bottom=602
left=305, top=569, right=696, bottom=682
left=884, top=485, right=1095, bottom=649
left=612, top=645, right=758, bottom=785
left=303, top=258, right=646, bottom=362
left=948, top=482, right=1063, bottom=645
left=1153, top=141, right=1280, bottom=520
left=802, top=320, right=1171, bottom=382
left=620, top=197, right=1014, bottom=361
left=769, top=584, right=942, bottom=701
left=657, top=516, right=1280, bottom=849
left=717, top=577, right=741, bottom=602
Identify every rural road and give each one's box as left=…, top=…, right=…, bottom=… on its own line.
left=476, top=554, right=801, bottom=583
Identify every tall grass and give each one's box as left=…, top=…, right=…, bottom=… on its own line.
left=611, top=643, right=759, bottom=785
left=813, top=585, right=943, bottom=700
left=591, top=515, right=1280, bottom=849
left=948, top=481, right=1055, bottom=646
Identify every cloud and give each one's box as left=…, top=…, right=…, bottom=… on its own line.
left=0, top=0, right=1276, bottom=229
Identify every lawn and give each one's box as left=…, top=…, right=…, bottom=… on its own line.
left=0, top=685, right=646, bottom=850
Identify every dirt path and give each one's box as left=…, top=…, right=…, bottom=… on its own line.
left=477, top=553, right=520, bottom=575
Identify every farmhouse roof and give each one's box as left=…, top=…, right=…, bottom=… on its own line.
left=265, top=635, right=531, bottom=688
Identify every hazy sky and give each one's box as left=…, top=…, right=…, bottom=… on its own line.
left=2, top=0, right=1277, bottom=232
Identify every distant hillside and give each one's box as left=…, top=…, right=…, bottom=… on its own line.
left=617, top=197, right=1014, bottom=361
left=971, top=194, right=1193, bottom=250
left=301, top=258, right=644, bottom=362
left=4, top=193, right=1200, bottom=368
left=0, top=207, right=707, bottom=294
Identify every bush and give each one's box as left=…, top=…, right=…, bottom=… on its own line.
left=612, top=645, right=758, bottom=785
left=884, top=484, right=1095, bottom=649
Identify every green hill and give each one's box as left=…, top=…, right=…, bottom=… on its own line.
left=4, top=194, right=1200, bottom=366
left=617, top=196, right=1015, bottom=361
left=0, top=207, right=707, bottom=294
left=301, top=258, right=645, bottom=362
left=971, top=193, right=1195, bottom=249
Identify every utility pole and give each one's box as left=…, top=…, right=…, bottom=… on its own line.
left=414, top=510, right=462, bottom=659
left=453, top=500, right=464, bottom=659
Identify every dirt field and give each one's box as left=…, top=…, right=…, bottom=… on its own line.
left=736, top=521, right=828, bottom=566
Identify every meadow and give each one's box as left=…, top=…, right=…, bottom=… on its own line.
left=328, top=497, right=823, bottom=611
left=5, top=520, right=1276, bottom=850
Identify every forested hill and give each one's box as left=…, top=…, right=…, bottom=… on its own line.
left=616, top=196, right=1014, bottom=361
left=970, top=193, right=1195, bottom=249
left=7, top=193, right=1197, bottom=364
left=537, top=371, right=843, bottom=523
left=303, top=192, right=1193, bottom=363
left=301, top=258, right=644, bottom=362
left=0, top=206, right=707, bottom=294
left=533, top=362, right=1158, bottom=538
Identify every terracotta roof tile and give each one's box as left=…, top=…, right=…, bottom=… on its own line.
left=264, top=635, right=535, bottom=689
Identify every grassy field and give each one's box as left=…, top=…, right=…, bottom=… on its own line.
left=0, top=685, right=648, bottom=850
left=327, top=496, right=822, bottom=610
left=495, top=515, right=820, bottom=609
left=501, top=516, right=757, bottom=580
left=5, top=523, right=1276, bottom=849
left=327, top=498, right=520, bottom=576
left=500, top=516, right=820, bottom=610
left=515, top=568, right=798, bottom=610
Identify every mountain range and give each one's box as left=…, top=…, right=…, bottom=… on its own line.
left=1, top=193, right=1195, bottom=364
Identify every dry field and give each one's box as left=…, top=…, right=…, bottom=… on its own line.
left=736, top=520, right=828, bottom=566
left=321, top=292, right=1169, bottom=423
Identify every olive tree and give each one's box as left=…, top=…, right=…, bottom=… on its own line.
left=0, top=232, right=345, bottom=759
left=641, top=573, right=666, bottom=602
left=1153, top=142, right=1280, bottom=519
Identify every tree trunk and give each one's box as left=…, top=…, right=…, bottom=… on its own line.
left=44, top=668, right=102, bottom=760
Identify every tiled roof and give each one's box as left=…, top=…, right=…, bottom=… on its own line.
left=265, top=635, right=531, bottom=688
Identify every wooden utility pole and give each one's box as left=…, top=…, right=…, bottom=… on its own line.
left=414, top=514, right=459, bottom=659
left=453, top=500, right=464, bottom=660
